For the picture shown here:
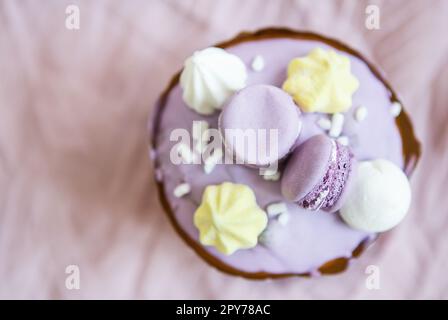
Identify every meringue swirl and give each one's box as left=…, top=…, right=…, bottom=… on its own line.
left=194, top=182, right=267, bottom=255
left=180, top=47, right=247, bottom=115
left=282, top=48, right=359, bottom=114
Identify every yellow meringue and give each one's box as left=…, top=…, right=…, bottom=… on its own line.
left=194, top=182, right=267, bottom=255
left=282, top=48, right=359, bottom=114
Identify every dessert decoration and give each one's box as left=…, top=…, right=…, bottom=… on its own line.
left=282, top=48, right=359, bottom=114
left=251, top=54, right=265, bottom=71
left=354, top=105, right=368, bottom=122
left=316, top=117, right=332, bottom=131
left=281, top=135, right=356, bottom=213
left=336, top=136, right=349, bottom=146
left=180, top=47, right=247, bottom=115
left=258, top=221, right=283, bottom=247
left=193, top=182, right=268, bottom=255
left=266, top=202, right=288, bottom=218
left=151, top=29, right=421, bottom=279
left=329, top=113, right=345, bottom=137
left=390, top=102, right=402, bottom=117
left=277, top=212, right=290, bottom=226
left=173, top=183, right=191, bottom=198
left=340, top=159, right=412, bottom=232
left=219, top=84, right=302, bottom=167
left=261, top=169, right=281, bottom=181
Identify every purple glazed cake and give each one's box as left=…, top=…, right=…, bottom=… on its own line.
left=150, top=29, right=420, bottom=279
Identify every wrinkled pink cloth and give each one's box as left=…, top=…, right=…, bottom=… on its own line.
left=0, top=0, right=447, bottom=299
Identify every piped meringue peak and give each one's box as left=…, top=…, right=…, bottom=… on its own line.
left=282, top=48, right=360, bottom=114
left=194, top=182, right=267, bottom=255
left=180, top=47, right=248, bottom=115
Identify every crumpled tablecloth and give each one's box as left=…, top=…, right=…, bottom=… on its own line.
left=0, top=0, right=447, bottom=299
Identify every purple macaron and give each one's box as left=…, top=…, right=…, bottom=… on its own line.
left=219, top=84, right=302, bottom=167
left=281, top=134, right=356, bottom=213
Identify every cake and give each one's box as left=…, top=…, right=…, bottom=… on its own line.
left=149, top=28, right=421, bottom=279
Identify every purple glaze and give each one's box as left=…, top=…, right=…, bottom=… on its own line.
left=152, top=38, right=404, bottom=275
left=219, top=84, right=302, bottom=167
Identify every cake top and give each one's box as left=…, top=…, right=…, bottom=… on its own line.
left=152, top=29, right=421, bottom=277
left=177, top=44, right=411, bottom=254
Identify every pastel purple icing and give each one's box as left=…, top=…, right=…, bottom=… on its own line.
left=219, top=84, right=302, bottom=166
left=152, top=37, right=404, bottom=275
left=282, top=135, right=356, bottom=213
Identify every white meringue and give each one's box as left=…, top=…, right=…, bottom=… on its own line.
left=180, top=47, right=247, bottom=115
left=340, top=159, right=411, bottom=232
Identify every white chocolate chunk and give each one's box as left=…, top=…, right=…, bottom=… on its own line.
left=173, top=183, right=191, bottom=198
left=277, top=212, right=290, bottom=226
left=258, top=229, right=270, bottom=246
left=266, top=202, right=288, bottom=218
left=337, top=136, right=349, bottom=146
left=258, top=225, right=277, bottom=247
left=262, top=169, right=281, bottom=181
left=329, top=113, right=345, bottom=137
left=316, top=117, right=332, bottom=131
left=390, top=102, right=402, bottom=117
left=251, top=55, right=265, bottom=72
left=263, top=172, right=281, bottom=181
left=354, top=105, right=368, bottom=122
left=203, top=163, right=214, bottom=174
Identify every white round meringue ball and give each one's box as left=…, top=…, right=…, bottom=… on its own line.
left=340, top=159, right=411, bottom=232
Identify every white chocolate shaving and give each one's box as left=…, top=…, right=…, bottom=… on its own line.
left=329, top=113, right=345, bottom=137
left=354, top=105, right=368, bottom=122
left=266, top=202, right=288, bottom=218
left=262, top=169, right=281, bottom=181
left=390, top=102, right=402, bottom=117
left=317, top=117, right=332, bottom=131
left=173, top=183, right=191, bottom=198
left=251, top=55, right=265, bottom=72
left=337, top=136, right=349, bottom=146
left=277, top=212, right=290, bottom=226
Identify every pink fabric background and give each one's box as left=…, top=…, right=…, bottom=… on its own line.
left=0, top=0, right=447, bottom=299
